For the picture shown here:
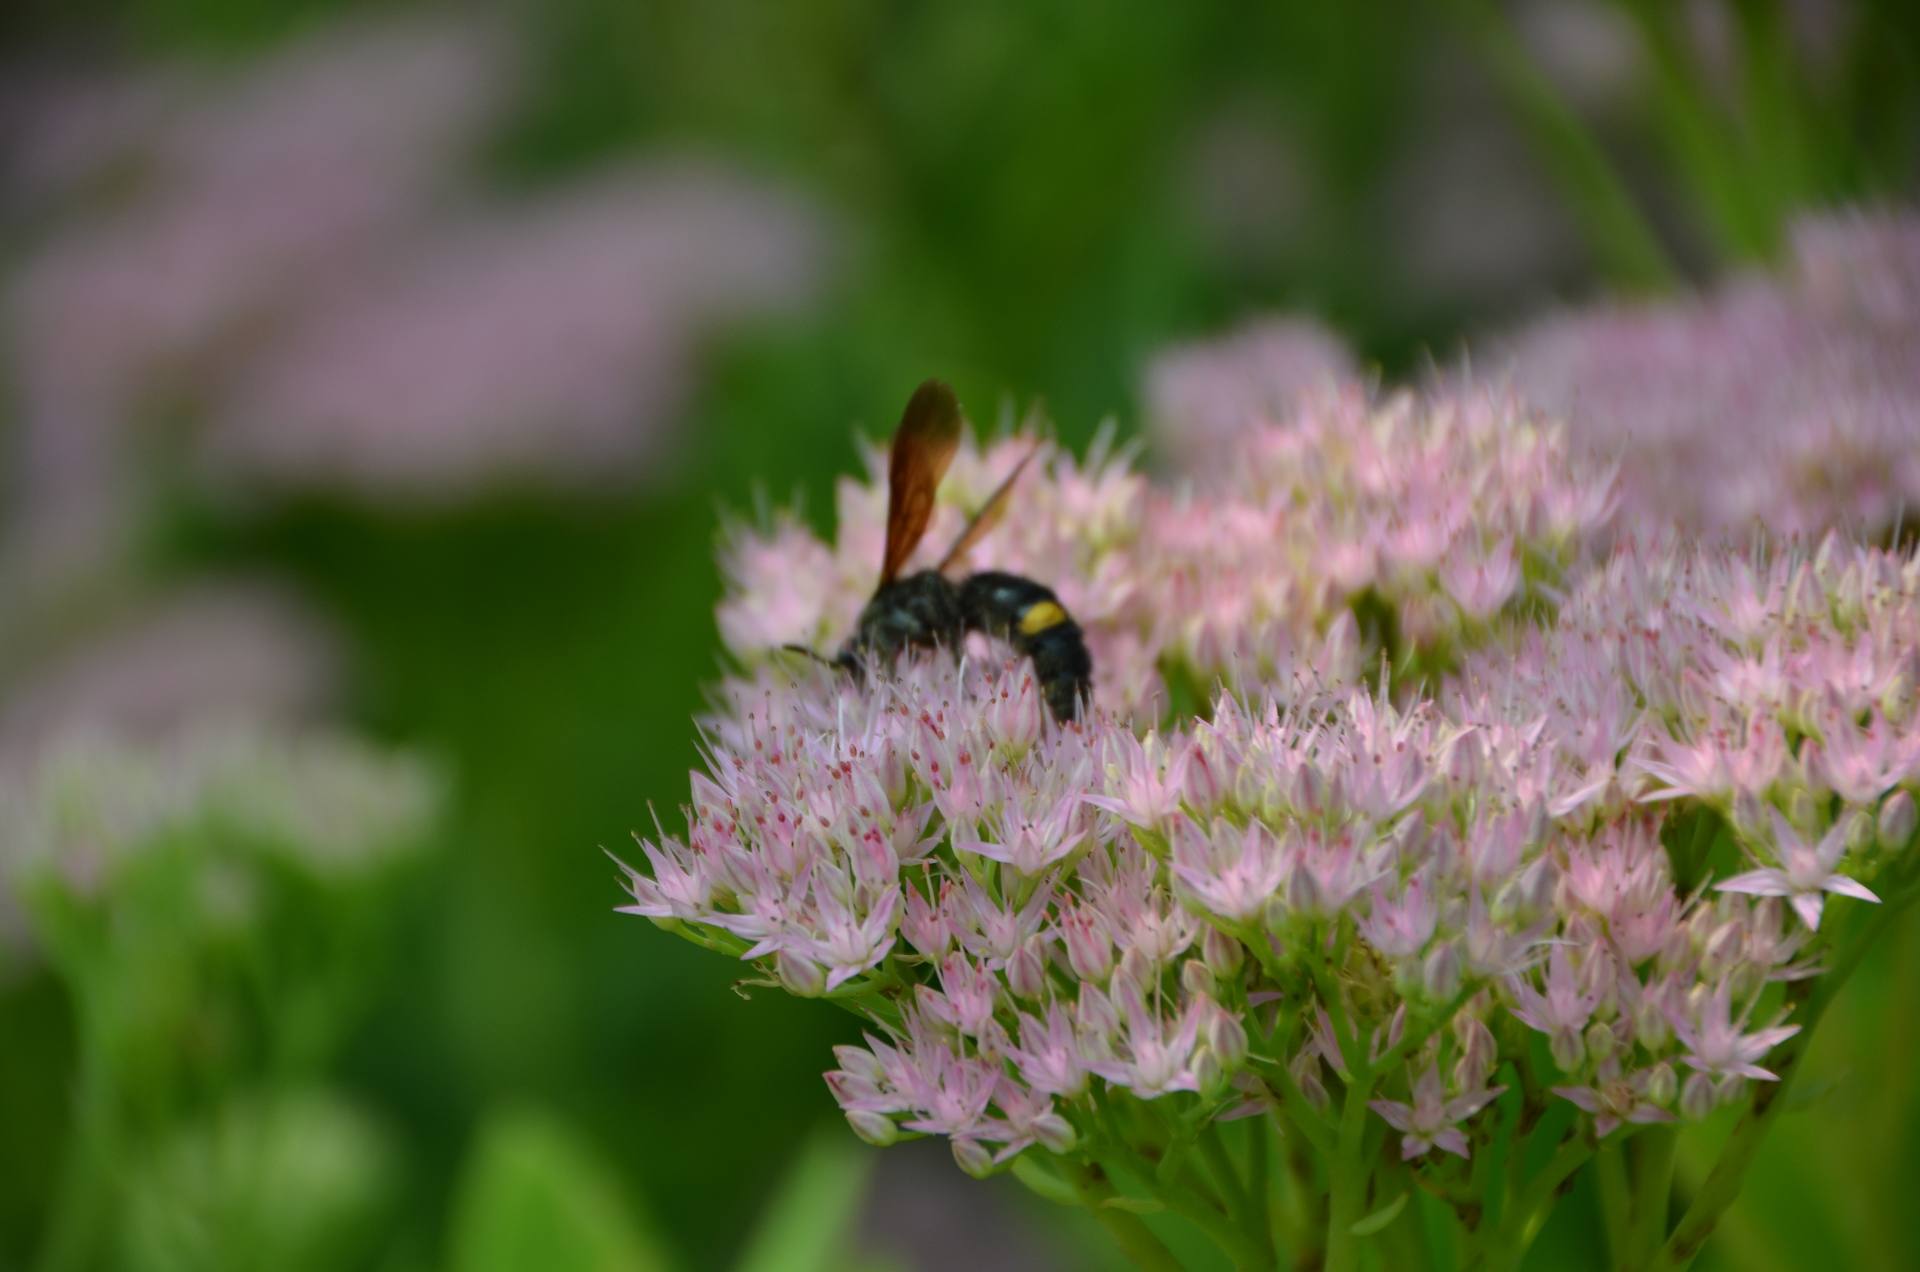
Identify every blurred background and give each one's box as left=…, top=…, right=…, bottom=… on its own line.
left=2, top=2, right=1917, bottom=1270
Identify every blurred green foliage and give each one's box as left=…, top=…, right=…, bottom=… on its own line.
left=3, top=1, right=1919, bottom=1270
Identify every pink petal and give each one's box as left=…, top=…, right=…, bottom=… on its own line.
left=1823, top=876, right=1881, bottom=903
left=1552, top=1085, right=1602, bottom=1113
left=1789, top=891, right=1826, bottom=930
left=1716, top=870, right=1790, bottom=897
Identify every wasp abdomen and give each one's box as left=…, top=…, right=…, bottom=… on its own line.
left=959, top=570, right=1093, bottom=721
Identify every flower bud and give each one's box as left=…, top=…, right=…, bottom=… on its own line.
left=1032, top=1111, right=1078, bottom=1155
left=1282, top=867, right=1323, bottom=919
left=777, top=950, right=827, bottom=998
left=1291, top=1050, right=1330, bottom=1112
left=1181, top=959, right=1217, bottom=999
left=1452, top=1017, right=1497, bottom=1093
left=1421, top=940, right=1463, bottom=1002
left=1061, top=909, right=1113, bottom=983
left=1880, top=790, right=1917, bottom=850
left=1701, top=920, right=1743, bottom=979
left=985, top=672, right=1043, bottom=758
left=1584, top=1021, right=1617, bottom=1067
left=1843, top=810, right=1873, bottom=855
left=1786, top=789, right=1818, bottom=838
left=1633, top=998, right=1671, bottom=1051
left=1203, top=925, right=1245, bottom=977
left=1114, top=948, right=1154, bottom=996
left=952, top=1137, right=996, bottom=1179
left=1185, top=744, right=1224, bottom=809
left=1207, top=1007, right=1250, bottom=1070
left=1644, top=1061, right=1677, bottom=1107
left=1007, top=936, right=1049, bottom=999
left=846, top=1110, right=899, bottom=1147
left=1075, top=990, right=1119, bottom=1056
left=902, top=886, right=954, bottom=958
left=1680, top=1072, right=1716, bottom=1121
left=1191, top=1045, right=1226, bottom=1100
left=1549, top=1026, right=1585, bottom=1073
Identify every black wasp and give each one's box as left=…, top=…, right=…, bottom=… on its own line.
left=791, top=379, right=1092, bottom=722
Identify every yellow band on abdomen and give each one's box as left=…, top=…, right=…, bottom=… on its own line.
left=1017, top=601, right=1068, bottom=636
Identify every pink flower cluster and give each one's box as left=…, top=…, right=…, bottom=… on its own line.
left=627, top=436, right=1920, bottom=1173
left=718, top=379, right=1617, bottom=720
left=4, top=8, right=831, bottom=552
left=1141, top=316, right=1354, bottom=477
left=1498, top=210, right=1920, bottom=541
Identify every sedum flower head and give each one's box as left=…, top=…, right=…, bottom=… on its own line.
left=625, top=373, right=1920, bottom=1190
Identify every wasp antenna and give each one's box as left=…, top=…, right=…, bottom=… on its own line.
left=781, top=642, right=837, bottom=667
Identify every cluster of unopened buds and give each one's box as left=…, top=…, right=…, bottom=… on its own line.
left=622, top=373, right=1920, bottom=1270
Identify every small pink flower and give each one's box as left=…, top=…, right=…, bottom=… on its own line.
left=1170, top=816, right=1287, bottom=924
left=1716, top=807, right=1879, bottom=931
left=1553, top=1062, right=1677, bottom=1137
left=1369, top=1064, right=1505, bottom=1160
left=1670, top=981, right=1800, bottom=1082
left=1084, top=730, right=1190, bottom=831
left=1006, top=1004, right=1092, bottom=1099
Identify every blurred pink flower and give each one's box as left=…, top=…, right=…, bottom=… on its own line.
left=1142, top=315, right=1354, bottom=471
left=201, top=162, right=830, bottom=499
left=6, top=13, right=514, bottom=569
left=1496, top=209, right=1920, bottom=541
left=5, top=6, right=836, bottom=562
left=0, top=580, right=340, bottom=779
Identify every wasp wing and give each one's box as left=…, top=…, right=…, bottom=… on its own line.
left=937, top=444, right=1039, bottom=574
left=879, top=379, right=963, bottom=586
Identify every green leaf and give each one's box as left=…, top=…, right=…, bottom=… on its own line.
left=1349, top=1190, right=1409, bottom=1237
left=449, top=1107, right=675, bottom=1272
left=732, top=1127, right=874, bottom=1272
left=1780, top=1072, right=1848, bottom=1114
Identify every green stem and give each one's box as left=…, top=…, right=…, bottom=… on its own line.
left=1308, top=955, right=1363, bottom=1078
left=1373, top=989, right=1474, bottom=1078
left=1619, top=0, right=1782, bottom=261
left=1323, top=1072, right=1378, bottom=1272
left=1168, top=1162, right=1273, bottom=1271
left=1446, top=0, right=1677, bottom=290
left=1203, top=1122, right=1275, bottom=1269
left=1622, top=1126, right=1679, bottom=1271
left=1264, top=1063, right=1336, bottom=1157
left=1246, top=1116, right=1278, bottom=1264
left=1478, top=1135, right=1594, bottom=1272
left=1280, top=1126, right=1324, bottom=1270
left=1647, top=900, right=1904, bottom=1271
left=1062, top=1160, right=1185, bottom=1272
left=36, top=1041, right=116, bottom=1272
left=1594, top=1140, right=1631, bottom=1265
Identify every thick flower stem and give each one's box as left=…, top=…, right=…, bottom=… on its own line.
left=1622, top=1127, right=1678, bottom=1271
left=1062, top=1160, right=1184, bottom=1272
left=1646, top=899, right=1904, bottom=1272
left=1323, top=1074, right=1377, bottom=1272
left=1201, top=1122, right=1276, bottom=1268
left=1473, top=1135, right=1593, bottom=1272
left=1593, top=1141, right=1631, bottom=1262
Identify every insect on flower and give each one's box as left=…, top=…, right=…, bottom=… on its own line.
left=788, top=379, right=1093, bottom=720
